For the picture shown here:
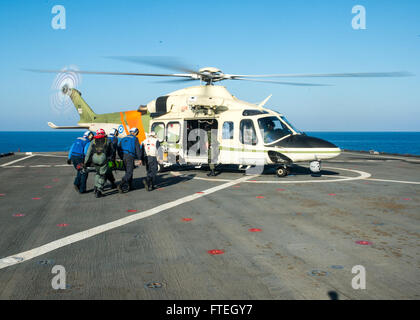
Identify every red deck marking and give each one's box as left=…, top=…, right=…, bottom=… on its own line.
left=32, top=197, right=41, bottom=200
left=256, top=196, right=265, bottom=199
left=248, top=228, right=262, bottom=232
left=328, top=193, right=337, bottom=196
left=57, top=224, right=69, bottom=227
left=126, top=209, right=137, bottom=213
left=233, top=185, right=240, bottom=188
left=13, top=213, right=25, bottom=217
left=157, top=188, right=164, bottom=191
left=356, top=240, right=372, bottom=246
left=277, top=188, right=286, bottom=191
left=207, top=249, right=225, bottom=255
left=402, top=198, right=411, bottom=201
left=0, top=194, right=5, bottom=196
left=44, top=186, right=52, bottom=189
left=196, top=192, right=204, bottom=194
left=249, top=180, right=257, bottom=182
left=182, top=218, right=193, bottom=222
left=52, top=179, right=59, bottom=182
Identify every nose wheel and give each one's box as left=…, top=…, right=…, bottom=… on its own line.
left=276, top=165, right=291, bottom=177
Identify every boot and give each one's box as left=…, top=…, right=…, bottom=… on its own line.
left=207, top=169, right=216, bottom=177
left=147, top=178, right=152, bottom=191
left=110, top=181, right=117, bottom=189
left=95, top=189, right=102, bottom=198
left=143, top=178, right=149, bottom=191
left=117, top=184, right=123, bottom=194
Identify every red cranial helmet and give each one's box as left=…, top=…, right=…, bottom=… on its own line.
left=94, top=128, right=106, bottom=139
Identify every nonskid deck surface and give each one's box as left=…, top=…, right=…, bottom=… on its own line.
left=0, top=151, right=419, bottom=299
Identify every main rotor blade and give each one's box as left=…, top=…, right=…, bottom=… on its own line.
left=228, top=71, right=414, bottom=79
left=25, top=68, right=195, bottom=78
left=231, top=78, right=331, bottom=86
left=106, top=56, right=199, bottom=75
left=153, top=78, right=198, bottom=84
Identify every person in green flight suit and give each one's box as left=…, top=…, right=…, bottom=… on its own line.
left=84, top=128, right=115, bottom=198
left=206, top=122, right=219, bottom=176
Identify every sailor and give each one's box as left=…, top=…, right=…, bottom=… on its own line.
left=108, top=128, right=119, bottom=159
left=67, top=130, right=94, bottom=193
left=84, top=129, right=115, bottom=198
left=117, top=127, right=142, bottom=193
left=105, top=128, right=119, bottom=187
left=206, top=124, right=219, bottom=176
left=141, top=131, right=161, bottom=191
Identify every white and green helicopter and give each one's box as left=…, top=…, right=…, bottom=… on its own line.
left=32, top=57, right=411, bottom=177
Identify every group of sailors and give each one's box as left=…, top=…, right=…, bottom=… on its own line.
left=67, top=127, right=160, bottom=198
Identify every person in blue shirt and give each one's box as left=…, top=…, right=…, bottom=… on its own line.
left=117, top=127, right=142, bottom=193
left=108, top=128, right=119, bottom=159
left=67, top=131, right=94, bottom=193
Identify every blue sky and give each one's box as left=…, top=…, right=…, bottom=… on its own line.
left=0, top=0, right=419, bottom=131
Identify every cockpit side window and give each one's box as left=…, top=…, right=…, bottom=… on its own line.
left=240, top=119, right=258, bottom=145
left=257, top=116, right=292, bottom=144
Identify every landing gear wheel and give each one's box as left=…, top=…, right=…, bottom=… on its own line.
left=276, top=166, right=288, bottom=177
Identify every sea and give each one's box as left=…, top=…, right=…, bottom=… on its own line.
left=0, top=131, right=419, bottom=156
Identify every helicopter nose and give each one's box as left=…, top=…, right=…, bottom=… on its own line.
left=302, top=136, right=338, bottom=148
left=275, top=135, right=338, bottom=148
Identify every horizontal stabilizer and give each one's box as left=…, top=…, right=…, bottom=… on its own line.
left=48, top=122, right=89, bottom=130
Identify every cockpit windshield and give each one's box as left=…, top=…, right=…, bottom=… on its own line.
left=280, top=116, right=303, bottom=134
left=257, top=116, right=292, bottom=144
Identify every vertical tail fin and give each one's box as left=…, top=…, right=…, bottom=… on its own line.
left=62, top=85, right=97, bottom=123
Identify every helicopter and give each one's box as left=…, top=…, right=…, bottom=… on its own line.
left=31, top=57, right=412, bottom=177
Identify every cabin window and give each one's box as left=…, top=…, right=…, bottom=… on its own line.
left=242, top=110, right=269, bottom=116
left=166, top=122, right=180, bottom=143
left=222, top=121, right=234, bottom=139
left=151, top=122, right=165, bottom=142
left=239, top=119, right=258, bottom=145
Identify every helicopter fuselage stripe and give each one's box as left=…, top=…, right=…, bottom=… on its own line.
left=119, top=112, right=129, bottom=136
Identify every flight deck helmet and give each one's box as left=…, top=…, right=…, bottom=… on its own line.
left=83, top=130, right=94, bottom=141
left=129, top=127, right=139, bottom=136
left=111, top=128, right=119, bottom=137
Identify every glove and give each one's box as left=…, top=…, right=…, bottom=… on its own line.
left=67, top=159, right=72, bottom=165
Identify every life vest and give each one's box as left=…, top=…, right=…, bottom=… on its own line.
left=109, top=134, right=118, bottom=145
left=92, top=137, right=108, bottom=155
left=120, top=135, right=137, bottom=157
left=143, top=136, right=158, bottom=157
left=70, top=137, right=89, bottom=158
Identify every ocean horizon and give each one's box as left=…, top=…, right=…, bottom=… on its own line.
left=0, top=131, right=419, bottom=156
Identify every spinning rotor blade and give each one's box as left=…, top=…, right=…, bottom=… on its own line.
left=228, top=71, right=413, bottom=79
left=231, top=78, right=331, bottom=86
left=153, top=78, right=198, bottom=84
left=107, top=56, right=199, bottom=75
left=25, top=68, right=194, bottom=78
